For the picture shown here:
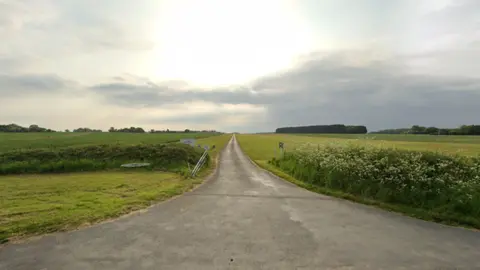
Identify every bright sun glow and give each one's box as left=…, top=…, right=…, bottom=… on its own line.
left=149, top=0, right=313, bottom=87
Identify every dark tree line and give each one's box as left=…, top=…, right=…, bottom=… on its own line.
left=371, top=125, right=480, bottom=135
left=1, top=124, right=218, bottom=134
left=148, top=129, right=218, bottom=133
left=108, top=127, right=146, bottom=133
left=73, top=128, right=102, bottom=132
left=276, top=124, right=368, bottom=134
left=0, top=124, right=55, bottom=132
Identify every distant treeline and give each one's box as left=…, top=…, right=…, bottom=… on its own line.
left=371, top=125, right=480, bottom=135
left=108, top=127, right=145, bottom=133
left=0, top=124, right=217, bottom=134
left=276, top=125, right=368, bottom=134
left=108, top=127, right=218, bottom=133
left=72, top=128, right=102, bottom=132
left=0, top=124, right=56, bottom=133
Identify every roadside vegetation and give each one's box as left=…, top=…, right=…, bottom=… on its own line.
left=0, top=172, right=197, bottom=242
left=0, top=133, right=231, bottom=243
left=0, top=143, right=204, bottom=175
left=237, top=134, right=480, bottom=228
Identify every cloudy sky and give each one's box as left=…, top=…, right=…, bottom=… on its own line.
left=1, top=0, right=479, bottom=132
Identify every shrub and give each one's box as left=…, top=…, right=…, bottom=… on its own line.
left=0, top=143, right=206, bottom=175
left=271, top=142, right=480, bottom=225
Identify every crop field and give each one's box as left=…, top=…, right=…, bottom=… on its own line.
left=0, top=132, right=219, bottom=152
left=293, top=133, right=480, bottom=144
left=237, top=134, right=480, bottom=228
left=0, top=133, right=231, bottom=242
left=240, top=133, right=480, bottom=160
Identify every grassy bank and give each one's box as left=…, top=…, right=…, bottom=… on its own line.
left=237, top=134, right=480, bottom=228
left=0, top=143, right=204, bottom=175
left=0, top=134, right=232, bottom=243
left=273, top=143, right=480, bottom=227
left=0, top=172, right=199, bottom=243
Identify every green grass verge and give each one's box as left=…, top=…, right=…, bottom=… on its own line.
left=236, top=135, right=480, bottom=229
left=195, top=134, right=232, bottom=177
left=0, top=172, right=200, bottom=243
left=0, top=134, right=232, bottom=243
left=250, top=160, right=480, bottom=229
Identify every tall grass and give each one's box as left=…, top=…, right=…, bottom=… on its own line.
left=270, top=142, right=480, bottom=227
left=0, top=143, right=207, bottom=175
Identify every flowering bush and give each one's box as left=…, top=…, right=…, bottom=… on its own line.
left=270, top=142, right=480, bottom=223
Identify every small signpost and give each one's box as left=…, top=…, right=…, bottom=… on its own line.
left=278, top=142, right=285, bottom=157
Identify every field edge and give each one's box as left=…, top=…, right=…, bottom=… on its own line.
left=235, top=138, right=480, bottom=231
left=0, top=135, right=232, bottom=244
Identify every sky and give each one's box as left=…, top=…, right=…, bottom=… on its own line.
left=1, top=0, right=479, bottom=132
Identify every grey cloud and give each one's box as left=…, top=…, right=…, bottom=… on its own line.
left=146, top=113, right=223, bottom=125
left=0, top=73, right=75, bottom=96
left=0, top=55, right=27, bottom=72
left=90, top=82, right=268, bottom=106
left=143, top=110, right=264, bottom=132
left=89, top=50, right=480, bottom=132
left=49, top=1, right=155, bottom=52
left=1, top=0, right=154, bottom=54
left=252, top=55, right=480, bottom=131
left=425, top=0, right=480, bottom=33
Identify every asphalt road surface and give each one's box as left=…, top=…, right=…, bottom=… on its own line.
left=1, top=136, right=479, bottom=270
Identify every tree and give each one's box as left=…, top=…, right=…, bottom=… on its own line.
left=460, top=125, right=475, bottom=135
left=29, top=124, right=40, bottom=132
left=134, top=127, right=145, bottom=133
left=425, top=127, right=439, bottom=135
left=108, top=127, right=116, bottom=132
left=65, top=129, right=70, bottom=132
left=150, top=129, right=155, bottom=133
left=276, top=125, right=367, bottom=134
left=410, top=125, right=426, bottom=134
left=184, top=129, right=190, bottom=133
left=438, top=129, right=449, bottom=135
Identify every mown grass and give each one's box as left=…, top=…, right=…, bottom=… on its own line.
left=237, top=134, right=480, bottom=228
left=0, top=132, right=220, bottom=152
left=0, top=134, right=232, bottom=243
left=0, top=172, right=198, bottom=243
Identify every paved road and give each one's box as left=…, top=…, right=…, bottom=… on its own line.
left=1, top=136, right=479, bottom=269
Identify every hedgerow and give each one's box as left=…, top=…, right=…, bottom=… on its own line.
left=270, top=142, right=480, bottom=226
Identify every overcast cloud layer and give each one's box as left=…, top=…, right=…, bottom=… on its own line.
left=1, top=0, right=479, bottom=132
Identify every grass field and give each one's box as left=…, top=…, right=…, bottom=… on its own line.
left=295, top=133, right=480, bottom=144
left=237, top=134, right=480, bottom=228
left=0, top=134, right=232, bottom=242
left=242, top=134, right=480, bottom=158
left=0, top=132, right=219, bottom=152
left=0, top=172, right=196, bottom=242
